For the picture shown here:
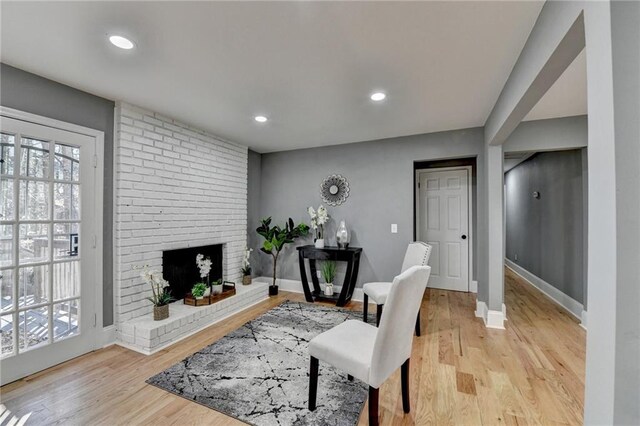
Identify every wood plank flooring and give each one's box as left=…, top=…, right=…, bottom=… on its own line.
left=0, top=268, right=585, bottom=425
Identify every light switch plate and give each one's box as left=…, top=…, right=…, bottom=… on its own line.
left=391, top=224, right=398, bottom=233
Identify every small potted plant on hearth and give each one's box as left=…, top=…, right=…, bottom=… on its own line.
left=211, top=278, right=224, bottom=295
left=256, top=217, right=309, bottom=296
left=139, top=266, right=174, bottom=321
left=321, top=260, right=337, bottom=296
left=242, top=247, right=253, bottom=285
left=191, top=282, right=207, bottom=300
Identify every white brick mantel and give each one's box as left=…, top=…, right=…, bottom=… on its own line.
left=113, top=102, right=251, bottom=344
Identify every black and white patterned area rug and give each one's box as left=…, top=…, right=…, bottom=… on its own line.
left=147, top=301, right=375, bottom=425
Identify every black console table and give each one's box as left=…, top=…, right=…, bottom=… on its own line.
left=296, top=245, right=363, bottom=307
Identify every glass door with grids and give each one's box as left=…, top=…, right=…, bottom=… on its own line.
left=0, top=115, right=99, bottom=385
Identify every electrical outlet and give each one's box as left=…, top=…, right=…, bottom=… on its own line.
left=391, top=224, right=398, bottom=233
left=515, top=253, right=518, bottom=261
left=316, top=271, right=322, bottom=279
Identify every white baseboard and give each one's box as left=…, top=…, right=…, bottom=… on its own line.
left=99, top=325, right=116, bottom=348
left=580, top=310, right=587, bottom=330
left=475, top=300, right=506, bottom=329
left=470, top=280, right=478, bottom=293
left=505, top=259, right=586, bottom=327
left=255, top=276, right=366, bottom=303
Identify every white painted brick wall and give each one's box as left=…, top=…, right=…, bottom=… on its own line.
left=113, top=102, right=248, bottom=334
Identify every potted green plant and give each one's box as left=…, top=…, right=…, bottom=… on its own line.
left=321, top=260, right=337, bottom=296
left=191, top=282, right=207, bottom=300
left=139, top=266, right=174, bottom=321
left=211, top=278, right=223, bottom=295
left=242, top=247, right=253, bottom=285
left=256, top=217, right=309, bottom=296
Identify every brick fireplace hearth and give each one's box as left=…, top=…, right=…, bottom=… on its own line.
left=113, top=102, right=264, bottom=352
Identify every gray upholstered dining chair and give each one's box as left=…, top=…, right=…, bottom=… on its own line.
left=308, top=265, right=431, bottom=426
left=362, top=241, right=432, bottom=335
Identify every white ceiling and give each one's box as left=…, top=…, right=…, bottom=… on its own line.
left=0, top=1, right=569, bottom=153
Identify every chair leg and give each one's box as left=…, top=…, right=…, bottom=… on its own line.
left=415, top=308, right=421, bottom=337
left=401, top=358, right=410, bottom=413
left=309, top=356, right=319, bottom=411
left=376, top=304, right=383, bottom=327
left=348, top=374, right=354, bottom=381
left=369, top=386, right=380, bottom=426
left=363, top=294, right=369, bottom=323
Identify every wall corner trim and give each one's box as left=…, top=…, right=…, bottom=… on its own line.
left=99, top=325, right=117, bottom=348
left=475, top=300, right=506, bottom=329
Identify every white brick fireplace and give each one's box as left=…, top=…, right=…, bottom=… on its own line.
left=113, top=102, right=266, bottom=352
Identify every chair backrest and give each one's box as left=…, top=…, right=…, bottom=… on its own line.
left=400, top=241, right=432, bottom=273
left=369, top=265, right=431, bottom=388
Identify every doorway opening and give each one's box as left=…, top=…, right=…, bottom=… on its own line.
left=0, top=108, right=104, bottom=385
left=503, top=148, right=588, bottom=325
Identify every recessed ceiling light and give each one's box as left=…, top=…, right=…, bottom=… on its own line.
left=109, top=35, right=135, bottom=50
left=370, top=92, right=386, bottom=101
left=254, top=116, right=268, bottom=123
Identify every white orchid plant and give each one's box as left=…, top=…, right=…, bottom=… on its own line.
left=138, top=265, right=173, bottom=307
left=308, top=205, right=329, bottom=240
left=241, top=247, right=253, bottom=276
left=196, top=254, right=216, bottom=286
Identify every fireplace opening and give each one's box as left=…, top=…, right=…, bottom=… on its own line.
left=162, top=244, right=223, bottom=300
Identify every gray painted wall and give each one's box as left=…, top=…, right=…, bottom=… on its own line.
left=247, top=149, right=263, bottom=277
left=505, top=149, right=585, bottom=304
left=255, top=128, right=485, bottom=288
left=0, top=63, right=115, bottom=326
left=611, top=1, right=640, bottom=423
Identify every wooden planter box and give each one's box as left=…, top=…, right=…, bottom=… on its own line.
left=184, top=282, right=236, bottom=306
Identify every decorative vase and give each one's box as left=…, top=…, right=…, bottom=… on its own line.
left=211, top=285, right=223, bottom=295
left=203, top=287, right=211, bottom=297
left=324, top=283, right=334, bottom=296
left=314, top=225, right=325, bottom=249
left=243, top=275, right=252, bottom=285
left=153, top=304, right=169, bottom=321
left=269, top=285, right=279, bottom=296
left=196, top=295, right=204, bottom=300
left=336, top=220, right=349, bottom=249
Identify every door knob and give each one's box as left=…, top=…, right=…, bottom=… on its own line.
left=461, top=235, right=467, bottom=240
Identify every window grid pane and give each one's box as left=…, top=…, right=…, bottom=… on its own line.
left=0, top=133, right=15, bottom=176
left=53, top=299, right=79, bottom=341
left=0, top=225, right=14, bottom=268
left=1, top=313, right=15, bottom=358
left=20, top=138, right=49, bottom=179
left=1, top=177, right=14, bottom=221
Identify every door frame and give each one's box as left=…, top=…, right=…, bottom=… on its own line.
left=414, top=165, right=473, bottom=292
left=0, top=106, right=105, bottom=353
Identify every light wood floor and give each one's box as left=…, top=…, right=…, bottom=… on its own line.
left=0, top=268, right=585, bottom=425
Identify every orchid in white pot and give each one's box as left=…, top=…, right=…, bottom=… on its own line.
left=308, top=205, right=329, bottom=249
left=196, top=254, right=216, bottom=295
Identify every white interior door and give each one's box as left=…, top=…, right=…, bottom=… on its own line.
left=417, top=168, right=469, bottom=291
left=0, top=116, right=100, bottom=385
